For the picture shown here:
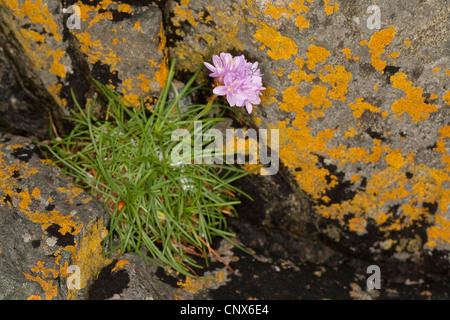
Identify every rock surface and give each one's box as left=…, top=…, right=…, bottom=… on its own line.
left=163, top=0, right=450, bottom=282
left=0, top=132, right=110, bottom=299
left=1, top=0, right=167, bottom=137
left=0, top=0, right=449, bottom=299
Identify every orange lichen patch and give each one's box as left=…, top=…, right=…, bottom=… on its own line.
left=345, top=127, right=357, bottom=138
left=67, top=218, right=112, bottom=299
left=154, top=52, right=169, bottom=89
left=277, top=87, right=337, bottom=200
left=295, top=15, right=310, bottom=31
left=181, top=0, right=191, bottom=7
left=157, top=22, right=166, bottom=52
left=324, top=0, right=339, bottom=15
left=30, top=210, right=82, bottom=235
left=197, top=11, right=212, bottom=23
left=309, top=85, right=332, bottom=119
left=117, top=3, right=132, bottom=14
left=32, top=187, right=40, bottom=200
left=254, top=22, right=298, bottom=60
left=57, top=186, right=84, bottom=204
left=29, top=260, right=64, bottom=280
left=349, top=216, right=367, bottom=233
left=289, top=0, right=310, bottom=14
left=404, top=38, right=411, bottom=47
left=27, top=295, right=42, bottom=300
left=20, top=28, right=45, bottom=43
left=23, top=273, right=58, bottom=300
left=306, top=45, right=330, bottom=70
left=271, top=67, right=285, bottom=77
left=14, top=0, right=62, bottom=42
left=319, top=65, right=352, bottom=102
left=48, top=49, right=67, bottom=78
left=16, top=187, right=82, bottom=235
left=432, top=67, right=439, bottom=73
left=172, top=4, right=198, bottom=28
left=428, top=93, right=438, bottom=100
left=390, top=72, right=438, bottom=122
left=289, top=64, right=315, bottom=84
left=427, top=215, right=450, bottom=248
left=111, top=260, right=130, bottom=273
left=436, top=126, right=450, bottom=151
left=260, top=86, right=277, bottom=105
left=368, top=26, right=396, bottom=71
left=436, top=126, right=450, bottom=172
left=74, top=32, right=104, bottom=66
left=443, top=91, right=450, bottom=105
left=88, top=10, right=112, bottom=28
left=136, top=74, right=152, bottom=93
left=388, top=51, right=400, bottom=59
left=348, top=98, right=381, bottom=118
left=342, top=48, right=352, bottom=60
left=48, top=83, right=67, bottom=107
left=176, top=270, right=227, bottom=294
left=264, top=2, right=294, bottom=19
left=385, top=150, right=404, bottom=169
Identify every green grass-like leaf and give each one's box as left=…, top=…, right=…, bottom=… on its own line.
left=39, top=60, right=254, bottom=276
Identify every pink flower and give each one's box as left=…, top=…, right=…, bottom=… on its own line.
left=204, top=53, right=265, bottom=114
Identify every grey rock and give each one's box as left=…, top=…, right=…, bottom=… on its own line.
left=163, top=0, right=450, bottom=280
left=1, top=0, right=167, bottom=136
left=0, top=132, right=110, bottom=299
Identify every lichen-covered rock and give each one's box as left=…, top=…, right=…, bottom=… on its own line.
left=0, top=132, right=111, bottom=299
left=1, top=0, right=168, bottom=136
left=164, top=0, right=450, bottom=281
left=88, top=253, right=198, bottom=300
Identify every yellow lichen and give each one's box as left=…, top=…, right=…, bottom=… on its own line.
left=306, top=45, right=330, bottom=70
left=368, top=26, right=396, bottom=71
left=295, top=15, right=310, bottom=31
left=172, top=4, right=197, bottom=28
left=254, top=22, right=298, bottom=60
left=385, top=150, right=404, bottom=169
left=390, top=72, right=438, bottom=122
left=324, top=0, right=339, bottom=15
left=264, top=2, right=293, bottom=19
left=319, top=65, right=352, bottom=102
left=67, top=218, right=111, bottom=299
left=348, top=98, right=381, bottom=118
left=111, top=260, right=130, bottom=273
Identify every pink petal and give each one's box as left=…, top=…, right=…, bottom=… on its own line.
left=213, top=86, right=228, bottom=96
left=204, top=62, right=216, bottom=73
left=227, top=94, right=237, bottom=107
left=245, top=102, right=253, bottom=114
left=212, top=55, right=222, bottom=67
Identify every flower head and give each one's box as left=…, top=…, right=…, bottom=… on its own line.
left=204, top=53, right=265, bottom=114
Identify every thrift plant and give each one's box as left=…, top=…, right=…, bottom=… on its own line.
left=204, top=53, right=265, bottom=114
left=41, top=55, right=264, bottom=276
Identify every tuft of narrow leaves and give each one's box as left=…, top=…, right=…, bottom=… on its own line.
left=40, top=60, right=253, bottom=276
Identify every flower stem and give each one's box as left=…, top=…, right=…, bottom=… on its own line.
left=187, top=94, right=217, bottom=131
